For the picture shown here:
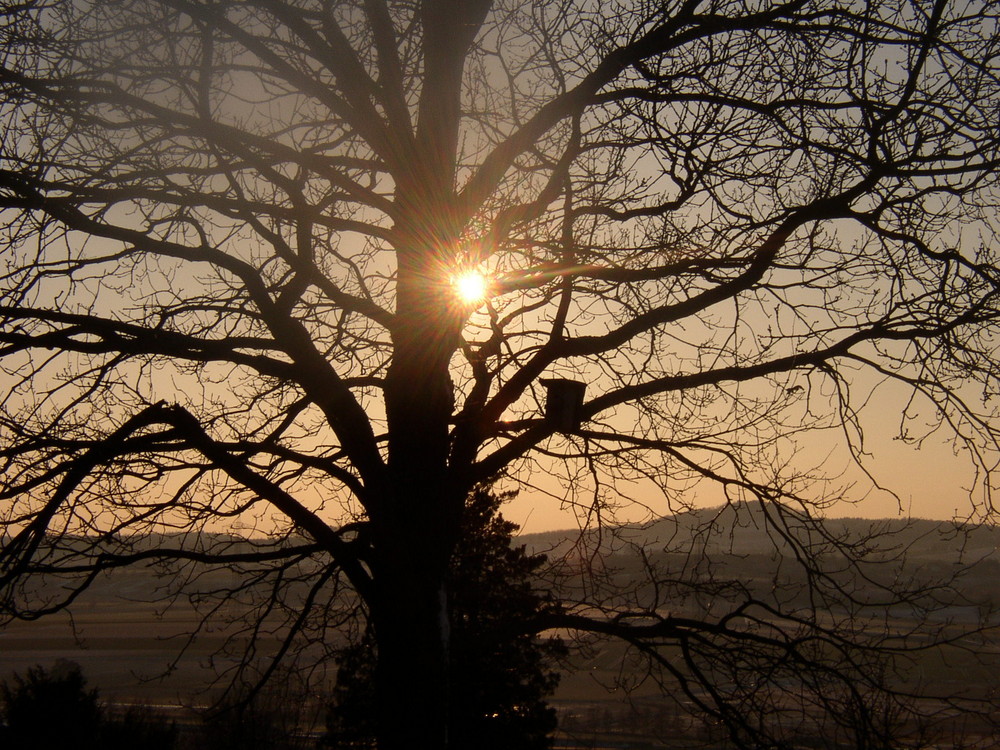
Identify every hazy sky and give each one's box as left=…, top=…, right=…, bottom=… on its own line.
left=506, top=375, right=987, bottom=534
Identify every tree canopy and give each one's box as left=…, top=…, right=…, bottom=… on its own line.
left=1, top=1, right=999, bottom=748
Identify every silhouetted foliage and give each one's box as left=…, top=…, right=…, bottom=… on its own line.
left=324, top=487, right=564, bottom=749
left=199, top=702, right=305, bottom=750
left=0, top=660, right=102, bottom=750
left=0, top=660, right=177, bottom=750
left=197, top=673, right=318, bottom=750
left=102, top=704, right=179, bottom=750
left=323, top=635, right=378, bottom=750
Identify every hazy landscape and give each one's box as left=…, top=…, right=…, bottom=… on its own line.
left=4, top=505, right=998, bottom=746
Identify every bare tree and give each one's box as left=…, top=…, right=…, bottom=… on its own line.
left=1, top=0, right=999, bottom=747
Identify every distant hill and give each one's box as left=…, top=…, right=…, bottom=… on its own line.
left=516, top=503, right=1000, bottom=617
left=16, top=503, right=999, bottom=610
left=519, top=501, right=999, bottom=559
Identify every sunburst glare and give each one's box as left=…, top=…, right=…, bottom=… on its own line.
left=453, top=270, right=489, bottom=305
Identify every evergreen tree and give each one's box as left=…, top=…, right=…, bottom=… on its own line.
left=323, top=487, right=564, bottom=749
left=0, top=660, right=178, bottom=750
left=0, top=660, right=102, bottom=750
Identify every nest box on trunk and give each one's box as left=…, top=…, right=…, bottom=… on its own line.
left=540, top=378, right=587, bottom=432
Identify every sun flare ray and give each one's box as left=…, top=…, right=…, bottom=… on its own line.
left=453, top=270, right=489, bottom=305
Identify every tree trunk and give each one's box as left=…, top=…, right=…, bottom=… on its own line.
left=374, top=216, right=466, bottom=748
left=371, top=557, right=451, bottom=749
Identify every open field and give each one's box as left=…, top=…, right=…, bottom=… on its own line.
left=0, top=607, right=250, bottom=704
left=4, top=591, right=997, bottom=747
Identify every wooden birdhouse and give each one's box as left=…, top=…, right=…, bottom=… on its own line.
left=540, top=378, right=587, bottom=432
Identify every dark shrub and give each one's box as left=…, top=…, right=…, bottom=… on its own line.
left=0, top=660, right=102, bottom=750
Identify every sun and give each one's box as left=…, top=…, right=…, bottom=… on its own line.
left=453, top=270, right=489, bottom=305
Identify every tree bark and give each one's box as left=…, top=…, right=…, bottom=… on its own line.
left=374, top=250, right=463, bottom=747
left=371, top=553, right=451, bottom=749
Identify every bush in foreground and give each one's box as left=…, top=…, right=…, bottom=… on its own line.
left=0, top=660, right=177, bottom=750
